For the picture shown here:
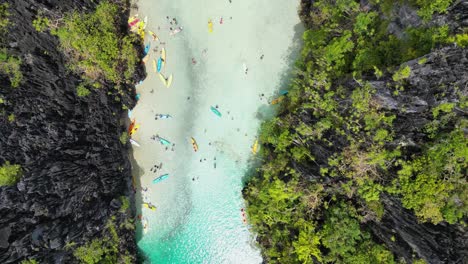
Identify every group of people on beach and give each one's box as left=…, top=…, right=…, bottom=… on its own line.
left=134, top=4, right=275, bottom=228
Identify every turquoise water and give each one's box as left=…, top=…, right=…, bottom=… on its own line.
left=130, top=0, right=303, bottom=263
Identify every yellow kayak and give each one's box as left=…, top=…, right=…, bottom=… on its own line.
left=130, top=124, right=140, bottom=136
left=252, top=139, right=259, bottom=154
left=152, top=59, right=157, bottom=73
left=159, top=73, right=167, bottom=86
left=191, top=137, right=199, bottom=152
left=270, top=96, right=284, bottom=105
left=161, top=48, right=166, bottom=67
left=166, top=74, right=173, bottom=88
left=143, top=203, right=156, bottom=211
left=208, top=20, right=213, bottom=33
left=148, top=30, right=159, bottom=41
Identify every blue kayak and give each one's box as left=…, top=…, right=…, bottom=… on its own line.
left=159, top=137, right=171, bottom=146
left=210, top=106, right=222, bottom=117
left=153, top=173, right=169, bottom=184
left=279, top=90, right=289, bottom=95
left=157, top=57, right=162, bottom=72
left=144, top=43, right=151, bottom=55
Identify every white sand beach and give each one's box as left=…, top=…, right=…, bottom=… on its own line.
left=130, top=0, right=303, bottom=262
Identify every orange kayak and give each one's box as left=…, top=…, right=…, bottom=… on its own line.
left=128, top=119, right=136, bottom=134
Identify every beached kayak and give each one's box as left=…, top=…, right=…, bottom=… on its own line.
left=128, top=109, right=132, bottom=118
left=130, top=124, right=140, bottom=136
left=157, top=57, right=162, bottom=72
left=210, top=106, right=222, bottom=117
left=279, top=90, right=289, bottom=95
left=152, top=59, right=157, bottom=73
left=144, top=42, right=151, bottom=55
left=142, top=54, right=149, bottom=64
left=128, top=119, right=136, bottom=134
left=143, top=16, right=148, bottom=29
left=130, top=139, right=141, bottom=147
left=270, top=96, right=284, bottom=105
left=252, top=139, right=259, bottom=154
left=158, top=73, right=167, bottom=86
left=161, top=48, right=166, bottom=67
left=148, top=30, right=159, bottom=41
left=166, top=74, right=173, bottom=88
left=153, top=173, right=169, bottom=184
left=208, top=20, right=213, bottom=33
left=191, top=137, right=199, bottom=152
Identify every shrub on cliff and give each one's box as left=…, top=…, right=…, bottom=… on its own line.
left=0, top=161, right=22, bottom=186
left=53, top=1, right=138, bottom=84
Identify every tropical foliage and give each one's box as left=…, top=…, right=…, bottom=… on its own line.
left=244, top=0, right=466, bottom=263
left=0, top=161, right=22, bottom=186
left=53, top=1, right=139, bottom=84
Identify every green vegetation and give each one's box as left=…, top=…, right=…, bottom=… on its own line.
left=412, top=0, right=453, bottom=20
left=244, top=0, right=466, bottom=263
left=76, top=83, right=91, bottom=97
left=32, top=15, right=49, bottom=32
left=119, top=132, right=129, bottom=145
left=0, top=161, right=22, bottom=186
left=73, top=218, right=134, bottom=264
left=390, top=128, right=467, bottom=224
left=0, top=4, right=23, bottom=88
left=0, top=50, right=22, bottom=88
left=20, top=259, right=38, bottom=264
left=119, top=196, right=130, bottom=213
left=53, top=1, right=139, bottom=84
left=7, top=113, right=15, bottom=122
left=0, top=3, right=10, bottom=35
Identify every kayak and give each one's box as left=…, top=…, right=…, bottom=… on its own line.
left=144, top=42, right=151, bottom=55
left=130, top=124, right=140, bottom=136
left=158, top=73, right=167, bottom=86
left=166, top=74, right=173, bottom=88
left=279, top=90, right=289, bottom=95
left=252, top=139, right=259, bottom=154
left=152, top=59, right=157, bottom=73
left=128, top=109, right=132, bottom=118
left=142, top=54, right=149, bottom=64
left=270, top=96, right=284, bottom=105
left=158, top=114, right=172, bottom=119
left=157, top=57, right=162, bottom=72
left=143, top=16, right=148, bottom=29
left=161, top=48, right=166, bottom=67
left=128, top=119, right=136, bottom=134
left=169, top=28, right=182, bottom=36
left=153, top=173, right=169, bottom=184
left=210, top=106, right=222, bottom=117
left=148, top=31, right=159, bottom=41
left=128, top=16, right=139, bottom=28
left=130, top=139, right=141, bottom=147
left=155, top=135, right=171, bottom=146
left=208, top=20, right=213, bottom=33
left=136, top=93, right=141, bottom=101
left=191, top=137, right=199, bottom=152
left=143, top=203, right=156, bottom=211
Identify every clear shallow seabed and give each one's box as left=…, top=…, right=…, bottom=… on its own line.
left=131, top=0, right=303, bottom=263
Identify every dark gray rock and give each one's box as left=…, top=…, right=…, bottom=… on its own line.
left=0, top=0, right=145, bottom=263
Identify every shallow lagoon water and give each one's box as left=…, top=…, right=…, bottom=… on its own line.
left=131, top=0, right=303, bottom=263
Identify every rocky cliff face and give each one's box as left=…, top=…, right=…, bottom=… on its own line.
left=0, top=0, right=144, bottom=262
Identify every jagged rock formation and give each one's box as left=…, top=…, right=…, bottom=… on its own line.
left=0, top=0, right=144, bottom=262
left=245, top=1, right=467, bottom=263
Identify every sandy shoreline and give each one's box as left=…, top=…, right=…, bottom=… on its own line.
left=129, top=0, right=303, bottom=262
